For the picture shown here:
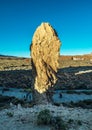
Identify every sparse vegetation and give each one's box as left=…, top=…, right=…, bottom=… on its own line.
left=37, top=110, right=67, bottom=130
left=12, top=98, right=25, bottom=105
left=70, top=99, right=92, bottom=108
left=0, top=55, right=92, bottom=90
left=37, top=109, right=51, bottom=125
left=77, top=120, right=82, bottom=125
left=7, top=112, right=14, bottom=117
left=51, top=116, right=67, bottom=130
left=67, top=119, right=74, bottom=124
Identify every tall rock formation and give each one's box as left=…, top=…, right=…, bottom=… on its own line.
left=30, top=22, right=61, bottom=103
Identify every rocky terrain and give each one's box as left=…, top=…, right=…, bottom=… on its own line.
left=0, top=54, right=92, bottom=90
left=31, top=22, right=61, bottom=103
left=0, top=103, right=92, bottom=130
left=0, top=19, right=92, bottom=129
left=0, top=54, right=92, bottom=130
left=31, top=23, right=61, bottom=94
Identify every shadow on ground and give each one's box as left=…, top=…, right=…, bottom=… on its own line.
left=0, top=66, right=92, bottom=108
left=0, top=66, right=92, bottom=90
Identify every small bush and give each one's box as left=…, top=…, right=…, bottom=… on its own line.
left=12, top=98, right=25, bottom=105
left=37, top=110, right=67, bottom=129
left=7, top=112, right=13, bottom=117
left=54, top=102, right=61, bottom=106
left=77, top=120, right=82, bottom=125
left=37, top=109, right=51, bottom=125
left=51, top=116, right=67, bottom=130
left=68, top=119, right=74, bottom=123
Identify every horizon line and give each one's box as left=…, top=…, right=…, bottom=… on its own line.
left=0, top=52, right=92, bottom=58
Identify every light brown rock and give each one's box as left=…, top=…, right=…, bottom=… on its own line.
left=30, top=22, right=61, bottom=103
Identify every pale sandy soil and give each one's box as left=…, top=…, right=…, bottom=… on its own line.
left=0, top=103, right=92, bottom=130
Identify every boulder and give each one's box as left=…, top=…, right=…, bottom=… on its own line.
left=30, top=22, right=61, bottom=103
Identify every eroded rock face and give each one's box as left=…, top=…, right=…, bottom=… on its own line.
left=31, top=23, right=61, bottom=94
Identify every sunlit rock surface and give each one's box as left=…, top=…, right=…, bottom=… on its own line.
left=31, top=23, right=61, bottom=96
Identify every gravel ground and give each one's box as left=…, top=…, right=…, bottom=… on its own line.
left=0, top=103, right=92, bottom=130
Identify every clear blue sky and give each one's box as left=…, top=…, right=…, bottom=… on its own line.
left=0, top=0, right=92, bottom=57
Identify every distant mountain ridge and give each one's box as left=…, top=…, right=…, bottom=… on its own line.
left=0, top=54, right=18, bottom=58
left=0, top=54, right=26, bottom=59
left=0, top=53, right=92, bottom=59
